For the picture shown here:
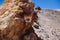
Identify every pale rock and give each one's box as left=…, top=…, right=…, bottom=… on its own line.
left=33, top=9, right=60, bottom=40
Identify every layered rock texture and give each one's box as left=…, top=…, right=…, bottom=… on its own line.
left=0, top=0, right=40, bottom=40
left=0, top=0, right=33, bottom=30
left=0, top=0, right=60, bottom=40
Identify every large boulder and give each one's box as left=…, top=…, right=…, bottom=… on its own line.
left=0, top=0, right=38, bottom=40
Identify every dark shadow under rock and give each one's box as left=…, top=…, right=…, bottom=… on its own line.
left=21, top=27, right=43, bottom=40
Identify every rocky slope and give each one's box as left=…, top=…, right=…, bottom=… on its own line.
left=33, top=9, right=60, bottom=40
left=0, top=0, right=40, bottom=40
left=0, top=0, right=60, bottom=40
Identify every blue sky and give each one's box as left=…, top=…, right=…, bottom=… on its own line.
left=32, top=0, right=60, bottom=9
left=0, top=0, right=4, bottom=5
left=0, top=0, right=60, bottom=9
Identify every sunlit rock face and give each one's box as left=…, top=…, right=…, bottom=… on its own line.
left=0, top=0, right=60, bottom=40
left=29, top=0, right=32, bottom=2
left=0, top=0, right=35, bottom=30
left=33, top=9, right=60, bottom=40
left=0, top=0, right=38, bottom=40
left=0, top=0, right=21, bottom=30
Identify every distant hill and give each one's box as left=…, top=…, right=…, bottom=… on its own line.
left=54, top=9, right=60, bottom=11
left=33, top=9, right=60, bottom=40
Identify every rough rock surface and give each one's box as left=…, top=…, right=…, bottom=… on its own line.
left=0, top=0, right=33, bottom=30
left=33, top=9, right=60, bottom=40
left=0, top=0, right=22, bottom=30
left=0, top=0, right=60, bottom=40
left=0, top=0, right=40, bottom=40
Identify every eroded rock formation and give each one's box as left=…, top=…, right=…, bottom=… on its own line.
left=0, top=0, right=42, bottom=40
